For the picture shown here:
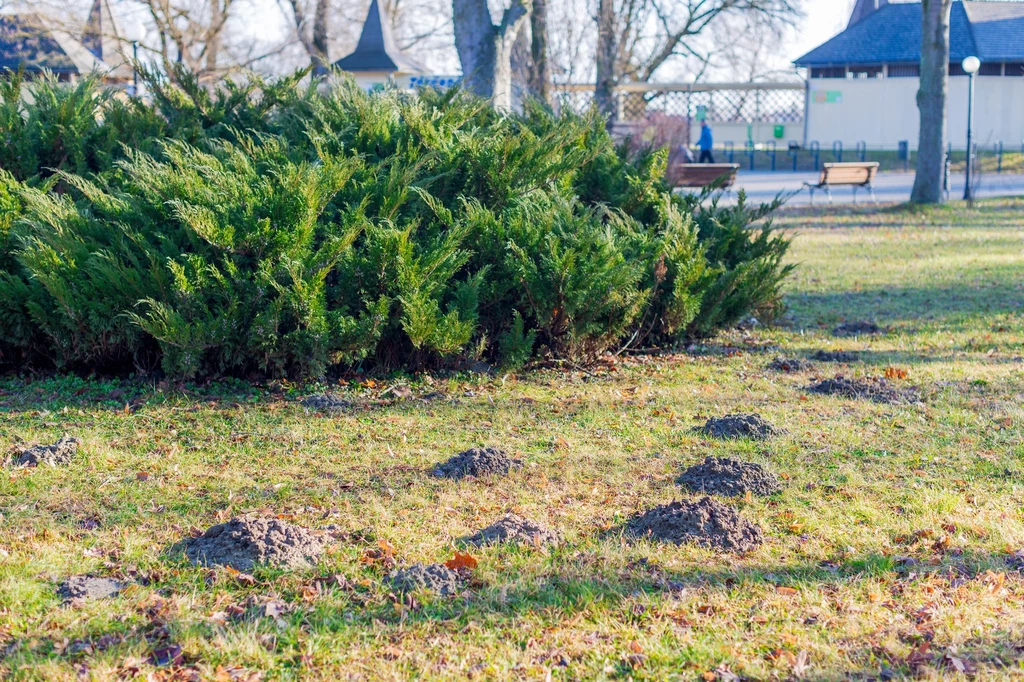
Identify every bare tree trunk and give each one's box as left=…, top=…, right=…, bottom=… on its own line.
left=529, top=0, right=550, bottom=102
left=594, top=0, right=616, bottom=123
left=911, top=0, right=952, bottom=204
left=204, top=0, right=222, bottom=74
left=453, top=0, right=531, bottom=108
left=511, top=20, right=532, bottom=109
left=311, top=0, right=330, bottom=78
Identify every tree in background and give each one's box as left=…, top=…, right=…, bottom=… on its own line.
left=910, top=0, right=952, bottom=204
left=528, top=0, right=551, bottom=102
left=279, top=0, right=331, bottom=77
left=452, top=0, right=532, bottom=108
left=278, top=0, right=451, bottom=78
left=593, top=0, right=800, bottom=123
left=141, top=0, right=242, bottom=79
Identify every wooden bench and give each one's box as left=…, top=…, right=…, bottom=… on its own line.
left=666, top=163, right=740, bottom=189
left=805, top=162, right=879, bottom=204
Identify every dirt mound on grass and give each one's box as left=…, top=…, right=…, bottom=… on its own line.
left=460, top=513, right=560, bottom=547
left=811, top=350, right=859, bottom=363
left=626, top=497, right=763, bottom=552
left=58, top=576, right=122, bottom=602
left=833, top=321, right=885, bottom=337
left=431, top=447, right=523, bottom=479
left=677, top=457, right=783, bottom=497
left=300, top=393, right=352, bottom=411
left=806, top=375, right=918, bottom=404
left=387, top=563, right=464, bottom=596
left=182, top=515, right=325, bottom=571
left=697, top=414, right=781, bottom=440
left=768, top=357, right=812, bottom=372
left=12, top=436, right=80, bottom=467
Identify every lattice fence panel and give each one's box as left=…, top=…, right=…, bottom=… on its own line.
left=554, top=85, right=804, bottom=125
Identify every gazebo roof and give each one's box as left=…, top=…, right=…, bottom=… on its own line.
left=82, top=0, right=133, bottom=80
left=333, top=0, right=424, bottom=73
left=0, top=13, right=109, bottom=75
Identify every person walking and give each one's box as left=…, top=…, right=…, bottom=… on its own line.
left=698, top=121, right=715, bottom=163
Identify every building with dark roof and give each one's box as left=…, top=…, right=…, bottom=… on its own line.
left=795, top=0, right=1024, bottom=79
left=333, top=0, right=427, bottom=89
left=0, top=0, right=131, bottom=84
left=793, top=0, right=1024, bottom=150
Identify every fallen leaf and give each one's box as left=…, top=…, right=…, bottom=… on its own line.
left=884, top=367, right=909, bottom=380
left=148, top=644, right=183, bottom=667
left=792, top=650, right=810, bottom=677
left=775, top=586, right=799, bottom=596
left=445, top=551, right=478, bottom=571
left=224, top=566, right=256, bottom=587
left=216, top=665, right=264, bottom=682
left=714, top=665, right=740, bottom=682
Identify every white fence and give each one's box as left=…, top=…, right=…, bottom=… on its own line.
left=553, top=82, right=808, bottom=149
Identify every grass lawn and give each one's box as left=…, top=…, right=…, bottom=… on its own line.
left=2, top=199, right=1023, bottom=681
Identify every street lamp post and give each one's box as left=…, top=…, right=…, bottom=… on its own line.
left=962, top=56, right=980, bottom=202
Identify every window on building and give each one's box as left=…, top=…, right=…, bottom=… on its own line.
left=978, top=62, right=1003, bottom=76
left=1005, top=63, right=1024, bottom=77
left=887, top=64, right=920, bottom=77
left=948, top=62, right=967, bottom=76
left=810, top=66, right=846, bottom=79
left=848, top=65, right=883, bottom=78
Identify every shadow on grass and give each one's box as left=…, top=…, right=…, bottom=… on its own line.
left=784, top=348, right=1021, bottom=370
left=787, top=282, right=1024, bottom=332
left=4, top=548, right=1020, bottom=678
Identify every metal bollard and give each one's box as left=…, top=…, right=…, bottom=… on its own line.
left=810, top=141, right=820, bottom=171
left=724, top=141, right=735, bottom=164
left=767, top=140, right=777, bottom=172
left=832, top=140, right=843, bottom=162
left=943, top=152, right=951, bottom=201
left=788, top=141, right=799, bottom=172
left=745, top=140, right=755, bottom=171
left=856, top=141, right=867, bottom=162
left=996, top=141, right=1003, bottom=173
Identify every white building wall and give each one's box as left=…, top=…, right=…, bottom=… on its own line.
left=806, top=76, right=1024, bottom=150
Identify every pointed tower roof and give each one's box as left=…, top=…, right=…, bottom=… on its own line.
left=333, top=0, right=424, bottom=73
left=848, top=0, right=889, bottom=27
left=81, top=0, right=133, bottom=80
left=0, top=13, right=109, bottom=76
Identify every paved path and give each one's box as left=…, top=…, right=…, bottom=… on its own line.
left=725, top=171, right=1024, bottom=205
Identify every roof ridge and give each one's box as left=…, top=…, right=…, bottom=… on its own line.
left=333, top=0, right=424, bottom=74
left=955, top=2, right=979, bottom=59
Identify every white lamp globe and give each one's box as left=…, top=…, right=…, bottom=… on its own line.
left=962, top=56, right=981, bottom=74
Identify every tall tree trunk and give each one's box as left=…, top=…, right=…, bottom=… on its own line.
left=911, top=0, right=952, bottom=204
left=205, top=0, right=222, bottom=75
left=510, top=16, right=532, bottom=109
left=594, top=0, right=617, bottom=123
left=529, top=0, right=550, bottom=102
left=453, top=0, right=531, bottom=108
left=311, top=0, right=330, bottom=79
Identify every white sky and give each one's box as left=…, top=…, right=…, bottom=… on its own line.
left=788, top=0, right=855, bottom=63
left=10, top=0, right=870, bottom=79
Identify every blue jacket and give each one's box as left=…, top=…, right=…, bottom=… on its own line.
left=698, top=126, right=713, bottom=151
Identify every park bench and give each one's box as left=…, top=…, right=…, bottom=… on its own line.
left=804, top=162, right=879, bottom=204
left=666, top=163, right=740, bottom=189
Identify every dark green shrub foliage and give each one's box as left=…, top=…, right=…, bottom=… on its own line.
left=0, top=70, right=793, bottom=378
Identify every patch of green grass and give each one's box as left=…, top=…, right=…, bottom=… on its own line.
left=1, top=200, right=1024, bottom=680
